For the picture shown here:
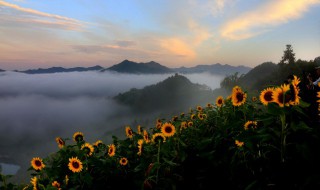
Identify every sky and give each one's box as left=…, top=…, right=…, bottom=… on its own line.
left=0, top=0, right=320, bottom=70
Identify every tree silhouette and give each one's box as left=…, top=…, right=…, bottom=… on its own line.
left=280, top=44, right=296, bottom=65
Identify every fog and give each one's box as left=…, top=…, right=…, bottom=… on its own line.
left=0, top=71, right=224, bottom=182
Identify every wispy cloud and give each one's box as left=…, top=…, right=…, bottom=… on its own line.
left=220, top=0, right=320, bottom=40
left=0, top=0, right=84, bottom=30
left=160, top=38, right=196, bottom=59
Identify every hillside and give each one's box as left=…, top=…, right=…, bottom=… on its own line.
left=103, top=60, right=173, bottom=74
left=113, top=73, right=217, bottom=114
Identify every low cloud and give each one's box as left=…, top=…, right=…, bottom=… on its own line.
left=0, top=71, right=223, bottom=181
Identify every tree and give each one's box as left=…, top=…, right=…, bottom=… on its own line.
left=280, top=44, right=296, bottom=65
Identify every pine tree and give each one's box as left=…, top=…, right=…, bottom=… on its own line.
left=280, top=44, right=296, bottom=64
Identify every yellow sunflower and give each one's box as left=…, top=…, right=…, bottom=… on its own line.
left=81, top=143, right=94, bottom=156
left=94, top=140, right=103, bottom=147
left=231, top=86, right=247, bottom=106
left=272, top=84, right=291, bottom=107
left=119, top=157, right=128, bottom=166
left=137, top=125, right=142, bottom=135
left=161, top=122, right=176, bottom=137
left=188, top=121, right=193, bottom=127
left=73, top=132, right=84, bottom=142
left=152, top=133, right=166, bottom=143
left=30, top=177, right=38, bottom=190
left=31, top=157, right=45, bottom=171
left=244, top=121, right=258, bottom=130
left=172, top=116, right=178, bottom=122
left=52, top=181, right=61, bottom=188
left=207, top=103, right=213, bottom=108
left=68, top=157, right=83, bottom=173
left=292, top=75, right=301, bottom=87
left=289, top=84, right=300, bottom=105
left=55, top=137, right=65, bottom=149
left=108, top=144, right=116, bottom=157
left=259, top=87, right=274, bottom=105
left=180, top=112, right=185, bottom=117
left=235, top=140, right=244, bottom=147
left=216, top=96, right=224, bottom=107
left=196, top=105, right=203, bottom=112
left=198, top=113, right=204, bottom=120
left=125, top=126, right=134, bottom=138
left=251, top=96, right=257, bottom=102
left=180, top=121, right=187, bottom=130
left=191, top=114, right=196, bottom=120
left=137, top=139, right=143, bottom=156
left=143, top=130, right=151, bottom=143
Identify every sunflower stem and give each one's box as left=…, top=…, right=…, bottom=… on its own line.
left=156, top=140, right=161, bottom=184
left=280, top=113, right=287, bottom=163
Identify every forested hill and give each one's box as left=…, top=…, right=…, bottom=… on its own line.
left=113, top=74, right=217, bottom=114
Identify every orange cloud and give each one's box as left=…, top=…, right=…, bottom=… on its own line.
left=221, top=0, right=320, bottom=40
left=0, top=0, right=83, bottom=30
left=160, top=38, right=196, bottom=60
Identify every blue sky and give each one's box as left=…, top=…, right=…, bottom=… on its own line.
left=0, top=0, right=319, bottom=70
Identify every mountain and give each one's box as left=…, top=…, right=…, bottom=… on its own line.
left=19, top=65, right=104, bottom=74
left=173, top=63, right=251, bottom=75
left=102, top=60, right=173, bottom=74
left=114, top=73, right=217, bottom=114
left=0, top=69, right=5, bottom=72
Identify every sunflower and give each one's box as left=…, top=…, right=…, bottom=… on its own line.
left=137, top=125, right=142, bottom=135
left=172, top=116, right=178, bottom=122
left=191, top=114, right=196, bottom=120
left=156, top=122, right=162, bottom=129
left=289, top=84, right=300, bottom=105
left=73, top=132, right=84, bottom=143
left=152, top=133, right=166, bottom=143
left=137, top=139, right=143, bottom=156
left=196, top=106, right=203, bottom=112
left=216, top=96, right=224, bottom=107
left=180, top=121, right=187, bottom=130
left=207, top=103, right=213, bottom=108
left=161, top=123, right=176, bottom=137
left=68, top=157, right=83, bottom=173
left=231, top=86, right=247, bottom=106
left=188, top=121, right=193, bottom=127
left=180, top=112, right=185, bottom=117
left=108, top=144, right=116, bottom=157
left=198, top=113, right=204, bottom=120
left=30, top=177, right=38, bottom=190
left=55, top=137, right=65, bottom=148
left=244, top=121, right=258, bottom=130
left=292, top=75, right=301, bottom=87
left=235, top=140, right=244, bottom=147
left=31, top=157, right=45, bottom=171
left=143, top=130, right=151, bottom=143
left=125, top=126, right=134, bottom=139
left=251, top=96, right=257, bottom=102
left=119, top=157, right=128, bottom=166
left=272, top=84, right=291, bottom=107
left=94, top=140, right=103, bottom=147
left=81, top=143, right=94, bottom=156
left=259, top=87, right=274, bottom=105
left=52, top=181, right=61, bottom=188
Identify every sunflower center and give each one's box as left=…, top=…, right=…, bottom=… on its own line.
left=72, top=161, right=79, bottom=169
left=75, top=135, right=83, bottom=142
left=155, top=136, right=164, bottom=142
left=264, top=92, right=273, bottom=101
left=218, top=99, right=222, bottom=104
left=109, top=148, right=113, bottom=154
left=35, top=160, right=42, bottom=167
left=165, top=126, right=172, bottom=133
left=236, top=92, right=244, bottom=102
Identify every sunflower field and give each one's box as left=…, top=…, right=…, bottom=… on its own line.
left=1, top=75, right=320, bottom=190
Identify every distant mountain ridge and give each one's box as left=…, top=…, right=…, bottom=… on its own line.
left=173, top=63, right=251, bottom=75
left=19, top=65, right=103, bottom=74
left=102, top=60, right=172, bottom=74
left=2, top=60, right=252, bottom=75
